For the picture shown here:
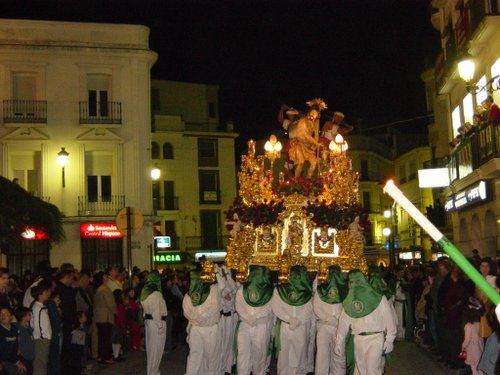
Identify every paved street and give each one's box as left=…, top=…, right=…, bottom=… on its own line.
left=91, top=340, right=458, bottom=375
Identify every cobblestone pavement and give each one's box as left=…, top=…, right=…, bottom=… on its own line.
left=90, top=340, right=458, bottom=375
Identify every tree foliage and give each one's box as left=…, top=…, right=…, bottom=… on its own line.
left=0, top=176, right=64, bottom=249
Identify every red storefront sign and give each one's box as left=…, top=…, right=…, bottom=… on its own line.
left=80, top=223, right=124, bottom=239
left=20, top=226, right=49, bottom=240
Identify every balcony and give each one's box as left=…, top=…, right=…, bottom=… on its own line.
left=78, top=195, right=125, bottom=216
left=79, top=101, right=122, bottom=126
left=153, top=196, right=179, bottom=211
left=447, top=122, right=499, bottom=183
left=3, top=100, right=47, bottom=126
left=185, top=235, right=229, bottom=250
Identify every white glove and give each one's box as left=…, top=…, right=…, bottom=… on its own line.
left=383, top=341, right=394, bottom=354
left=288, top=316, right=301, bottom=330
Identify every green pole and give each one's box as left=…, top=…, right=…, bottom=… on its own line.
left=383, top=180, right=499, bottom=306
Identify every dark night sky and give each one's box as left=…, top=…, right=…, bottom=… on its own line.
left=1, top=0, right=440, bottom=141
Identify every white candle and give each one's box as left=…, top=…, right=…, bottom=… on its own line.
left=383, top=180, right=443, bottom=242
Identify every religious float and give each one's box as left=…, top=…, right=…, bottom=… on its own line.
left=202, top=99, right=369, bottom=283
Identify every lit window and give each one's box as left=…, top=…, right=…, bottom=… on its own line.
left=463, top=93, right=474, bottom=124
left=452, top=105, right=461, bottom=138
left=475, top=76, right=487, bottom=105
left=491, top=58, right=500, bottom=104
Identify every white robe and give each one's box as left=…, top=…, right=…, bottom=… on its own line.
left=394, top=280, right=407, bottom=341
left=141, top=291, right=168, bottom=375
left=235, top=287, right=274, bottom=375
left=313, top=293, right=344, bottom=375
left=335, top=296, right=397, bottom=375
left=216, top=266, right=238, bottom=374
left=183, top=284, right=221, bottom=375
left=271, top=288, right=313, bottom=375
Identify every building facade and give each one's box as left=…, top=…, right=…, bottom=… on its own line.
left=0, top=19, right=158, bottom=274
left=150, top=80, right=238, bottom=266
left=348, top=134, right=434, bottom=265
left=425, top=0, right=499, bottom=258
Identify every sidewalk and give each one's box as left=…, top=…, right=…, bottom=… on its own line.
left=91, top=340, right=458, bottom=375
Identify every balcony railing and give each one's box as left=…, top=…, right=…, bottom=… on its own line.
left=3, top=100, right=47, bottom=124
left=78, top=195, right=125, bottom=216
left=153, top=196, right=179, bottom=211
left=447, top=122, right=499, bottom=182
left=185, top=235, right=229, bottom=250
left=79, top=101, right=122, bottom=125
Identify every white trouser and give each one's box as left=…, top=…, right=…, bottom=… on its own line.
left=145, top=319, right=167, bottom=375
left=219, top=313, right=237, bottom=373
left=237, top=319, right=273, bottom=375
left=185, top=323, right=221, bottom=375
left=353, top=333, right=384, bottom=375
left=394, top=300, right=405, bottom=340
left=315, top=322, right=345, bottom=375
left=306, top=318, right=316, bottom=373
left=277, top=320, right=310, bottom=375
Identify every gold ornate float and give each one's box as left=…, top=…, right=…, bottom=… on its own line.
left=221, top=99, right=368, bottom=283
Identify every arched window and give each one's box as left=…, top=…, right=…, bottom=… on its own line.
left=163, top=142, right=174, bottom=159
left=151, top=142, right=160, bottom=159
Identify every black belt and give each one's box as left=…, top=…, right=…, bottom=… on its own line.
left=358, top=331, right=383, bottom=336
left=144, top=314, right=167, bottom=321
left=220, top=311, right=233, bottom=317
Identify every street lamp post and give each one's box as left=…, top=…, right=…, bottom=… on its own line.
left=57, top=147, right=69, bottom=188
left=383, top=208, right=397, bottom=267
left=457, top=54, right=500, bottom=95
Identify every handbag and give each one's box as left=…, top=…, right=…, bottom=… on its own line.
left=457, top=350, right=467, bottom=360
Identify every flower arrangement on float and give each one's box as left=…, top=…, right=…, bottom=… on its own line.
left=304, top=199, right=370, bottom=229
left=274, top=177, right=324, bottom=196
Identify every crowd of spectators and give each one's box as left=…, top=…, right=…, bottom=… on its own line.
left=449, top=95, right=500, bottom=148
left=0, top=252, right=498, bottom=375
left=382, top=253, right=500, bottom=374
left=0, top=261, right=190, bottom=375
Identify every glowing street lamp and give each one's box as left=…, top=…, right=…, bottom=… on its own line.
left=458, top=54, right=500, bottom=95
left=151, top=164, right=161, bottom=180
left=57, top=147, right=69, bottom=188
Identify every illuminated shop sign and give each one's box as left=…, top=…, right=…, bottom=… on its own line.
left=154, top=252, right=183, bottom=264
left=20, top=226, right=49, bottom=240
left=80, top=223, right=124, bottom=239
left=154, top=236, right=171, bottom=249
left=444, top=181, right=489, bottom=212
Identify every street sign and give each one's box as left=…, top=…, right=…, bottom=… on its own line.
left=154, top=236, right=171, bottom=249
left=115, top=207, right=144, bottom=235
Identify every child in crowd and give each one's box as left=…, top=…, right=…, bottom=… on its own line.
left=31, top=284, right=52, bottom=375
left=124, top=288, right=141, bottom=351
left=462, top=307, right=484, bottom=375
left=16, top=307, right=35, bottom=375
left=0, top=306, right=27, bottom=375
left=68, top=311, right=88, bottom=375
